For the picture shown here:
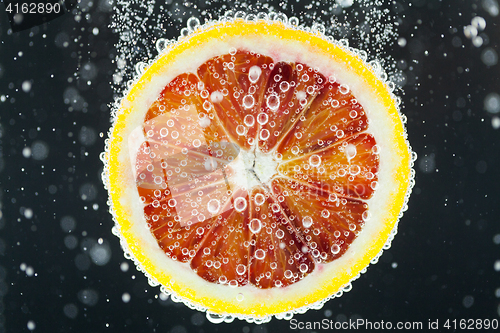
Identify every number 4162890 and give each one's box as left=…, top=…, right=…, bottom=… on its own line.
left=5, top=2, right=62, bottom=15
left=444, top=319, right=499, bottom=330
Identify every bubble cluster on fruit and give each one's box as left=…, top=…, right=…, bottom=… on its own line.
left=132, top=48, right=379, bottom=289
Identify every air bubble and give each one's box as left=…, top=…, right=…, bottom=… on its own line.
left=463, top=25, right=478, bottom=39
left=187, top=17, right=200, bottom=32
left=296, top=90, right=306, bottom=101
left=266, top=94, right=280, bottom=111
left=279, top=81, right=290, bottom=92
left=346, top=144, right=357, bottom=160
left=22, top=80, right=32, bottom=93
left=336, top=0, right=354, bottom=8
left=309, top=154, right=321, bottom=167
left=207, top=199, right=220, bottom=214
left=271, top=203, right=280, bottom=213
left=236, top=264, right=247, bottom=275
left=339, top=84, right=349, bottom=94
left=254, top=249, right=266, bottom=260
left=236, top=125, right=246, bottom=136
left=234, top=11, right=246, bottom=19
left=234, top=197, right=247, bottom=212
left=254, top=193, right=265, bottom=206
left=206, top=313, right=226, bottom=324
left=244, top=114, right=255, bottom=127
left=248, top=66, right=262, bottom=83
left=302, top=216, right=313, bottom=228
left=276, top=229, right=285, bottom=239
left=135, top=61, right=147, bottom=75
left=256, top=12, right=268, bottom=20
left=260, top=129, right=270, bottom=140
left=180, top=27, right=189, bottom=37
left=349, top=165, right=361, bottom=176
left=312, top=23, right=326, bottom=35
left=242, top=94, right=255, bottom=109
left=210, top=91, right=223, bottom=103
left=331, top=244, right=341, bottom=254
left=484, top=93, right=500, bottom=114
left=289, top=16, right=299, bottom=26
left=249, top=218, right=262, bottom=233
left=245, top=13, right=257, bottom=21
left=257, top=112, right=269, bottom=125
left=274, top=12, right=288, bottom=24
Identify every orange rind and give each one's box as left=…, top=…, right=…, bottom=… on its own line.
left=103, top=17, right=414, bottom=322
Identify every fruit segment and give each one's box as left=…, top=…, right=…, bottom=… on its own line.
left=277, top=133, right=379, bottom=200
left=133, top=50, right=380, bottom=289
left=248, top=188, right=315, bottom=288
left=272, top=178, right=367, bottom=263
left=198, top=51, right=274, bottom=149
left=257, top=62, right=325, bottom=153
left=191, top=189, right=252, bottom=287
left=276, top=80, right=369, bottom=158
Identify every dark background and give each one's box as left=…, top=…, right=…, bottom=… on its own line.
left=1, top=0, right=499, bottom=332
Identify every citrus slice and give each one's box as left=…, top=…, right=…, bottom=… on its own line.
left=103, top=16, right=414, bottom=322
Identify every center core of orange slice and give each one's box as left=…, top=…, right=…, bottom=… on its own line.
left=230, top=149, right=278, bottom=189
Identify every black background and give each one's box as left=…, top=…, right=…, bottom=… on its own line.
left=1, top=0, right=499, bottom=332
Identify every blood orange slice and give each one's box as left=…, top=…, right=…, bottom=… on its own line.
left=103, top=16, right=414, bottom=322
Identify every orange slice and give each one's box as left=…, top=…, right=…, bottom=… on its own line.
left=103, top=17, right=414, bottom=322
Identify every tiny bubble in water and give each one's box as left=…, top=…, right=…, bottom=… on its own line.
left=22, top=80, right=32, bottom=93
left=462, top=295, right=474, bottom=308
left=27, top=320, right=36, bottom=331
left=122, top=292, right=131, bottom=303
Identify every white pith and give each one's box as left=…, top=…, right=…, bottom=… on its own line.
left=229, top=147, right=279, bottom=190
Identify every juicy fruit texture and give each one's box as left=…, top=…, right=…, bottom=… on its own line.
left=134, top=50, right=379, bottom=289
